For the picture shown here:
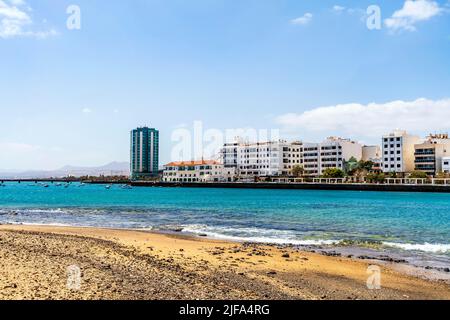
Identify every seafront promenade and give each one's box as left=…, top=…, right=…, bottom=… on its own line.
left=3, top=178, right=450, bottom=192
left=128, top=181, right=450, bottom=193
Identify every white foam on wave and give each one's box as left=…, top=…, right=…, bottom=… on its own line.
left=5, top=221, right=73, bottom=227
left=181, top=224, right=339, bottom=246
left=182, top=224, right=450, bottom=253
left=383, top=242, right=450, bottom=254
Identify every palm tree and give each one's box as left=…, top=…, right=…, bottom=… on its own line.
left=292, top=165, right=305, bottom=177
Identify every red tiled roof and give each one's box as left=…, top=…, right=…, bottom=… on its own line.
left=164, top=160, right=220, bottom=167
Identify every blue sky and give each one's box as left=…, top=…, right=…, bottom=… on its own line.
left=1, top=0, right=450, bottom=170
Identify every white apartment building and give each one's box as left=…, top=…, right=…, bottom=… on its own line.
left=318, top=137, right=363, bottom=175
left=237, top=140, right=291, bottom=178
left=283, top=142, right=303, bottom=174
left=302, top=143, right=320, bottom=176
left=221, top=140, right=303, bottom=178
left=382, top=130, right=421, bottom=174
left=414, top=134, right=450, bottom=176
left=220, top=137, right=362, bottom=178
left=442, top=157, right=450, bottom=174
left=221, top=141, right=239, bottom=168
left=162, top=160, right=236, bottom=183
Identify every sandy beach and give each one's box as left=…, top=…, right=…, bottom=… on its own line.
left=0, top=224, right=448, bottom=300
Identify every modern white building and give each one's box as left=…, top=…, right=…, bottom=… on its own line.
left=382, top=130, right=421, bottom=174
left=318, top=137, right=362, bottom=175
left=302, top=142, right=320, bottom=176
left=414, top=134, right=450, bottom=176
left=221, top=140, right=304, bottom=178
left=237, top=140, right=290, bottom=178
left=162, top=160, right=236, bottom=183
left=221, top=141, right=240, bottom=169
left=219, top=137, right=362, bottom=178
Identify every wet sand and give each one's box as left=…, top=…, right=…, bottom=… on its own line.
left=0, top=225, right=448, bottom=300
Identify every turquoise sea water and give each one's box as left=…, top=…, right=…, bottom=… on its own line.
left=0, top=182, right=449, bottom=261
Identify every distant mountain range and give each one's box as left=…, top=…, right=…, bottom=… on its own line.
left=0, top=162, right=130, bottom=179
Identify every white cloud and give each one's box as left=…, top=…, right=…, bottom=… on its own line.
left=82, top=108, right=92, bottom=114
left=276, top=98, right=450, bottom=143
left=384, top=0, right=443, bottom=32
left=290, top=13, right=313, bottom=25
left=333, top=5, right=346, bottom=13
left=0, top=0, right=57, bottom=39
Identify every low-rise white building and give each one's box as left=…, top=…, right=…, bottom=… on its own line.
left=442, top=157, right=450, bottom=174
left=302, top=142, right=320, bottom=176
left=221, top=137, right=362, bottom=178
left=162, top=160, right=236, bottom=183
left=318, top=137, right=362, bottom=175
left=382, top=130, right=422, bottom=174
left=237, top=140, right=291, bottom=178
left=414, top=134, right=450, bottom=176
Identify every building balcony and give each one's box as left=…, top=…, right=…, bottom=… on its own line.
left=414, top=151, right=435, bottom=155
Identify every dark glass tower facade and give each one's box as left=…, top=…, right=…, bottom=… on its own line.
left=130, top=127, right=159, bottom=179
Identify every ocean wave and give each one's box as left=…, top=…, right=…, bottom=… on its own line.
left=182, top=224, right=450, bottom=253
left=181, top=224, right=339, bottom=246
left=383, top=242, right=450, bottom=254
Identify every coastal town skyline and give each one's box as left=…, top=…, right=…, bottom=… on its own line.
left=2, top=0, right=450, bottom=170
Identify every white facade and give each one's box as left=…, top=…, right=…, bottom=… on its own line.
left=221, top=140, right=303, bottom=178
left=301, top=143, right=320, bottom=176
left=318, top=137, right=362, bottom=175
left=162, top=160, right=236, bottom=183
left=237, top=141, right=289, bottom=177
left=442, top=157, right=450, bottom=173
left=221, top=137, right=362, bottom=178
left=283, top=142, right=303, bottom=174
left=221, top=142, right=239, bottom=168
left=382, top=130, right=421, bottom=174
left=414, top=134, right=450, bottom=176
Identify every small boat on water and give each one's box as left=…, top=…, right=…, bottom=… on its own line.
left=121, top=185, right=132, bottom=190
left=105, top=184, right=112, bottom=190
